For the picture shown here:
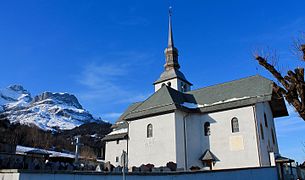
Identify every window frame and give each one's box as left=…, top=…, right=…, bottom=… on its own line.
left=231, top=117, right=239, bottom=133
left=271, top=128, right=275, bottom=144
left=260, top=123, right=264, bottom=140
left=147, top=124, right=153, bottom=138
left=264, top=113, right=268, bottom=128
left=167, top=82, right=171, bottom=87
left=204, top=122, right=211, bottom=136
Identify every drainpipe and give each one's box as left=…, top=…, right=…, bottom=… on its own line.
left=183, top=113, right=190, bottom=171
left=126, top=121, right=129, bottom=169
left=252, top=105, right=262, bottom=166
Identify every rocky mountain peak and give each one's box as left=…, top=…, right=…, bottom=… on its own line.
left=33, top=92, right=83, bottom=109
left=8, top=85, right=30, bottom=94
left=0, top=84, right=32, bottom=106
left=0, top=85, right=104, bottom=131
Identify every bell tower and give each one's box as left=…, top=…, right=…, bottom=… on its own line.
left=154, top=7, right=192, bottom=92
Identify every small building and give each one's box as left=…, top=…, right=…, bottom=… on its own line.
left=103, top=12, right=288, bottom=170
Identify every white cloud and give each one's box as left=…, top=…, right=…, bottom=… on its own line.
left=75, top=51, right=153, bottom=105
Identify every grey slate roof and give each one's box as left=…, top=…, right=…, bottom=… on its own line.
left=199, top=149, right=219, bottom=162
left=110, top=102, right=142, bottom=129
left=102, top=133, right=128, bottom=142
left=122, top=75, right=288, bottom=121
left=188, top=75, right=287, bottom=117
left=123, top=85, right=194, bottom=120
left=154, top=69, right=192, bottom=85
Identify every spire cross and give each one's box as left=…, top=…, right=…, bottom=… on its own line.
left=169, top=6, right=173, bottom=17
left=168, top=6, right=174, bottom=48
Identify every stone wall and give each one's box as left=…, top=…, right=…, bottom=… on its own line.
left=0, top=167, right=280, bottom=180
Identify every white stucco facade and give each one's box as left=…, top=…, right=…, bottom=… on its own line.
left=105, top=102, right=280, bottom=170
left=254, top=102, right=279, bottom=166
left=179, top=106, right=261, bottom=169
left=105, top=139, right=127, bottom=167
left=154, top=78, right=191, bottom=92
left=128, top=113, right=177, bottom=167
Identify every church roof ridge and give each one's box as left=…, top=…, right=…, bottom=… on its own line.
left=123, top=85, right=194, bottom=121
left=187, top=75, right=271, bottom=94
left=123, top=75, right=287, bottom=121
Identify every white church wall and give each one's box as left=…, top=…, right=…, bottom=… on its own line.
left=154, top=79, right=190, bottom=92
left=155, top=79, right=178, bottom=92
left=105, top=139, right=127, bottom=167
left=174, top=111, right=187, bottom=169
left=175, top=106, right=261, bottom=170
left=254, top=102, right=279, bottom=166
left=175, top=111, right=209, bottom=169
left=207, top=106, right=261, bottom=169
left=128, top=113, right=177, bottom=167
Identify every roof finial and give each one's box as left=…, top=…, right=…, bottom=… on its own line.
left=168, top=6, right=174, bottom=48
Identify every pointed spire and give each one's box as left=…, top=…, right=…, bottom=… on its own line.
left=154, top=7, right=192, bottom=91
left=168, top=6, right=174, bottom=48
left=164, top=6, right=180, bottom=70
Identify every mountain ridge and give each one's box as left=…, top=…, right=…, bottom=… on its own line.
left=0, top=84, right=106, bottom=131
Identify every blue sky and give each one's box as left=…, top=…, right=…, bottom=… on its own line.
left=0, top=1, right=304, bottom=163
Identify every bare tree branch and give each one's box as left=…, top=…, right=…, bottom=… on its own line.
left=254, top=51, right=305, bottom=121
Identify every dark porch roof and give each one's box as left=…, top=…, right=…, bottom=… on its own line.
left=102, top=133, right=128, bottom=142
left=199, top=149, right=219, bottom=162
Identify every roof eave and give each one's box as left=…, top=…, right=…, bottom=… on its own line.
left=102, top=133, right=128, bottom=142
left=124, top=104, right=196, bottom=121
left=124, top=109, right=176, bottom=121
left=197, top=96, right=272, bottom=114
left=269, top=92, right=289, bottom=118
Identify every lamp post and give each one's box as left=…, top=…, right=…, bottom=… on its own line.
left=72, top=135, right=83, bottom=164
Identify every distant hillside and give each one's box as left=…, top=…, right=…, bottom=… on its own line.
left=0, top=117, right=112, bottom=158
left=0, top=84, right=113, bottom=158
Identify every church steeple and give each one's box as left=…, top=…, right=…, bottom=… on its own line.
left=167, top=7, right=174, bottom=48
left=164, top=7, right=180, bottom=71
left=154, top=7, right=192, bottom=92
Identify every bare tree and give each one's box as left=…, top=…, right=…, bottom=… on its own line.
left=254, top=38, right=305, bottom=121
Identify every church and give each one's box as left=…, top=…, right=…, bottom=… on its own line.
left=102, top=11, right=288, bottom=170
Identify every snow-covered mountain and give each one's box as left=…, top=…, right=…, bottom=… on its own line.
left=0, top=85, right=103, bottom=131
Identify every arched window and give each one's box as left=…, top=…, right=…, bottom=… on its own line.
left=271, top=128, right=275, bottom=144
left=264, top=113, right=268, bottom=127
left=204, top=122, right=210, bottom=136
left=183, top=84, right=187, bottom=91
left=260, top=123, right=264, bottom=140
left=231, top=117, right=239, bottom=133
left=147, top=124, right=153, bottom=138
left=167, top=82, right=171, bottom=87
left=181, top=82, right=184, bottom=92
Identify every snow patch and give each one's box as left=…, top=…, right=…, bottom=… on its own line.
left=16, top=145, right=75, bottom=158
left=109, top=128, right=128, bottom=135
left=181, top=96, right=252, bottom=109
left=90, top=133, right=98, bottom=138
left=0, top=84, right=104, bottom=131
left=181, top=102, right=204, bottom=109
